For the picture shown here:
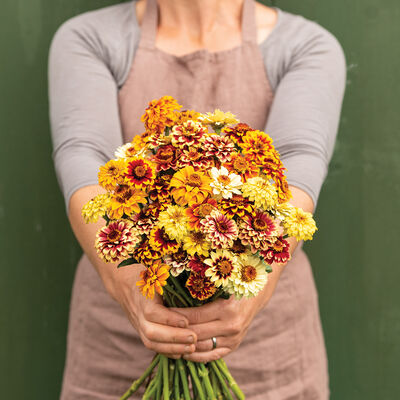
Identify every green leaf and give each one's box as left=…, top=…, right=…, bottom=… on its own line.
left=265, top=265, right=273, bottom=273
left=117, top=257, right=138, bottom=268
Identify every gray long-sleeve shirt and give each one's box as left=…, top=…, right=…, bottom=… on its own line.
left=48, top=0, right=347, bottom=212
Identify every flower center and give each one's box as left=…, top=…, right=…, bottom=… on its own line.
left=233, top=157, right=248, bottom=173
left=157, top=147, right=174, bottom=163
left=107, top=229, right=122, bottom=242
left=134, top=165, right=146, bottom=178
left=253, top=217, right=268, bottom=231
left=217, top=259, right=233, bottom=276
left=197, top=203, right=214, bottom=217
left=217, top=175, right=231, bottom=185
left=186, top=173, right=202, bottom=187
left=216, top=220, right=230, bottom=233
left=191, top=231, right=205, bottom=244
left=241, top=265, right=257, bottom=282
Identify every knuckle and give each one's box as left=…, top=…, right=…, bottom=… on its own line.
left=142, top=324, right=155, bottom=340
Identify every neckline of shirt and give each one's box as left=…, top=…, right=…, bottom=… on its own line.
left=130, top=0, right=285, bottom=61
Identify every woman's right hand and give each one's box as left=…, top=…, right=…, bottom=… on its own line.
left=107, top=263, right=197, bottom=359
left=68, top=185, right=197, bottom=359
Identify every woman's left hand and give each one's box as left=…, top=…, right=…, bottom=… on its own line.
left=172, top=266, right=284, bottom=363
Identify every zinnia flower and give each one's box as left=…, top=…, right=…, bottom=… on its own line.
left=114, top=142, right=138, bottom=159
left=82, top=193, right=110, bottom=223
left=177, top=147, right=213, bottom=169
left=203, top=135, right=235, bottom=162
left=171, top=120, right=207, bottom=149
left=148, top=174, right=172, bottom=203
left=125, top=158, right=155, bottom=187
left=241, top=176, right=278, bottom=210
left=185, top=198, right=218, bottom=230
left=152, top=144, right=179, bottom=172
left=283, top=207, right=317, bottom=241
left=109, top=185, right=147, bottom=219
left=149, top=227, right=180, bottom=255
left=239, top=210, right=278, bottom=253
left=219, top=194, right=254, bottom=219
left=174, top=109, right=201, bottom=124
left=210, top=166, right=242, bottom=199
left=183, top=231, right=211, bottom=257
left=136, top=260, right=170, bottom=299
left=222, top=123, right=253, bottom=144
left=170, top=166, right=212, bottom=206
left=188, top=255, right=209, bottom=277
left=224, top=152, right=259, bottom=182
left=260, top=236, right=291, bottom=265
left=164, top=250, right=190, bottom=277
left=227, top=253, right=269, bottom=299
left=158, top=205, right=189, bottom=241
left=95, top=220, right=140, bottom=262
left=134, top=239, right=163, bottom=266
left=239, top=130, right=274, bottom=163
left=204, top=250, right=239, bottom=288
left=198, top=109, right=239, bottom=130
left=200, top=210, right=238, bottom=249
left=186, top=272, right=217, bottom=301
left=98, top=159, right=127, bottom=190
left=141, top=95, right=181, bottom=135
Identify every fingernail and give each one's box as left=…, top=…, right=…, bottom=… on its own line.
left=187, top=335, right=194, bottom=344
left=184, top=345, right=192, bottom=353
left=178, top=320, right=186, bottom=328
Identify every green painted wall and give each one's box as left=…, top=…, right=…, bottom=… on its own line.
left=0, top=0, right=398, bottom=398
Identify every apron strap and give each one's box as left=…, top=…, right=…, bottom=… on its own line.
left=138, top=0, right=258, bottom=49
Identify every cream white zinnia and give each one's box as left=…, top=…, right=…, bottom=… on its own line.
left=227, top=252, right=269, bottom=299
left=210, top=166, right=242, bottom=199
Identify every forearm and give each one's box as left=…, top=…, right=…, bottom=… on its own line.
left=68, top=184, right=143, bottom=300
left=252, top=184, right=315, bottom=312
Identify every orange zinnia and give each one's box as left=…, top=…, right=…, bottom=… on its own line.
left=109, top=185, right=147, bottom=219
left=136, top=261, right=170, bottom=299
left=140, top=95, right=182, bottom=135
left=170, top=166, right=212, bottom=206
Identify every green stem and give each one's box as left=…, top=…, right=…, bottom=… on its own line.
left=168, top=276, right=194, bottom=306
left=210, top=368, right=223, bottom=400
left=120, top=354, right=160, bottom=400
left=187, top=361, right=206, bottom=400
left=173, top=361, right=180, bottom=400
left=161, top=355, right=170, bottom=400
left=142, top=376, right=157, bottom=400
left=210, top=361, right=234, bottom=400
left=169, top=359, right=175, bottom=390
left=164, top=284, right=189, bottom=307
left=198, top=363, right=216, bottom=399
left=156, top=364, right=162, bottom=400
left=176, top=358, right=191, bottom=400
left=216, top=359, right=245, bottom=400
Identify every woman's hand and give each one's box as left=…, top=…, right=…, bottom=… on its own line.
left=173, top=266, right=284, bottom=363
left=68, top=185, right=197, bottom=359
left=108, top=264, right=198, bottom=359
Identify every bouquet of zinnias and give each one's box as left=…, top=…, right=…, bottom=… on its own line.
left=82, top=95, right=317, bottom=399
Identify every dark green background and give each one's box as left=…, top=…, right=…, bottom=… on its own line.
left=0, top=0, right=398, bottom=398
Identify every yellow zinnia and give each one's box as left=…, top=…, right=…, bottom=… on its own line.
left=98, top=159, right=127, bottom=190
left=183, top=231, right=211, bottom=257
left=136, top=261, right=170, bottom=299
left=170, top=166, right=212, bottom=206
left=109, top=185, right=147, bottom=219
left=241, top=176, right=278, bottom=210
left=283, top=207, right=317, bottom=241
left=158, top=205, right=188, bottom=241
left=199, top=109, right=239, bottom=130
left=81, top=193, right=110, bottom=223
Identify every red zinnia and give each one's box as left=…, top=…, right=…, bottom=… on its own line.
left=186, top=272, right=217, bottom=301
left=126, top=158, right=155, bottom=187
left=260, top=236, right=291, bottom=265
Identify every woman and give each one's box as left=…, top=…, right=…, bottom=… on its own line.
left=48, top=0, right=346, bottom=398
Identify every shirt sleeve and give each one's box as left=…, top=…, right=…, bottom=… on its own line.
left=264, top=21, right=347, bottom=208
left=48, top=18, right=124, bottom=214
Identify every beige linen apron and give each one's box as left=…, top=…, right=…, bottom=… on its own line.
left=60, top=0, right=329, bottom=398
